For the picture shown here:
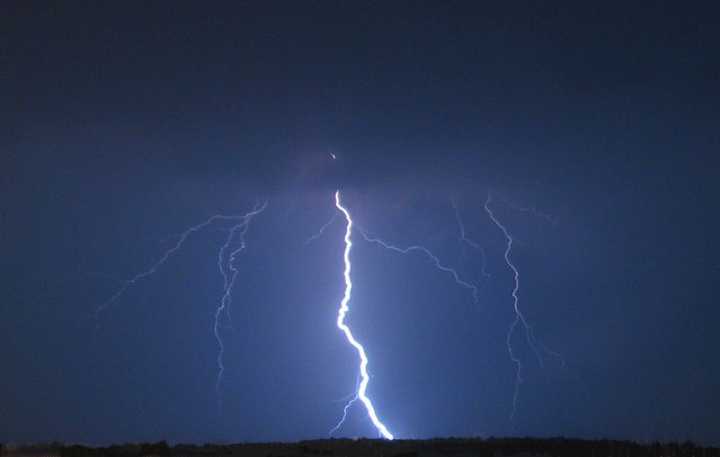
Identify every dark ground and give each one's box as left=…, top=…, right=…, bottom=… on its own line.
left=3, top=438, right=719, bottom=457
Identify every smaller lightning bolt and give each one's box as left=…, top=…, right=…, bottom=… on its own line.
left=329, top=394, right=359, bottom=436
left=451, top=198, right=491, bottom=279
left=329, top=374, right=362, bottom=436
left=305, top=213, right=337, bottom=246
left=214, top=201, right=267, bottom=404
left=95, top=214, right=253, bottom=321
left=334, top=190, right=394, bottom=440
left=94, top=201, right=268, bottom=412
left=484, top=192, right=563, bottom=421
left=357, top=229, right=479, bottom=305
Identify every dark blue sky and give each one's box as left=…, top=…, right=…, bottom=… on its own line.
left=2, top=0, right=719, bottom=446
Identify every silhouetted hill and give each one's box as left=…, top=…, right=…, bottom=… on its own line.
left=2, top=438, right=718, bottom=457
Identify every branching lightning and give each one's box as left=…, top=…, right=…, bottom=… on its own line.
left=95, top=202, right=268, bottom=411
left=452, top=198, right=491, bottom=280
left=305, top=213, right=337, bottom=245
left=333, top=190, right=394, bottom=440
left=329, top=394, right=359, bottom=436
left=357, top=229, right=480, bottom=305
left=95, top=214, right=243, bottom=319
left=484, top=192, right=562, bottom=421
left=214, top=201, right=268, bottom=403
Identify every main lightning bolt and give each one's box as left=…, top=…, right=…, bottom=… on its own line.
left=484, top=192, right=562, bottom=421
left=333, top=190, right=394, bottom=440
left=330, top=199, right=477, bottom=436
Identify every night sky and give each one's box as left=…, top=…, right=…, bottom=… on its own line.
left=2, top=1, right=719, bottom=446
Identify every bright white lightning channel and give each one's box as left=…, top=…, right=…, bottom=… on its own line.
left=333, top=190, right=394, bottom=440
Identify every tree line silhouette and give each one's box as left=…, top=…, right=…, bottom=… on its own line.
left=1, top=438, right=718, bottom=457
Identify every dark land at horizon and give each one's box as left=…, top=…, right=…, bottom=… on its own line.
left=3, top=437, right=719, bottom=457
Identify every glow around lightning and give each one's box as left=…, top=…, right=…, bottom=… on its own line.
left=334, top=190, right=394, bottom=440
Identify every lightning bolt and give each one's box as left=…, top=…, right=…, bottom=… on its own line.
left=214, top=201, right=267, bottom=404
left=484, top=192, right=562, bottom=421
left=334, top=190, right=394, bottom=440
left=330, top=207, right=477, bottom=436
